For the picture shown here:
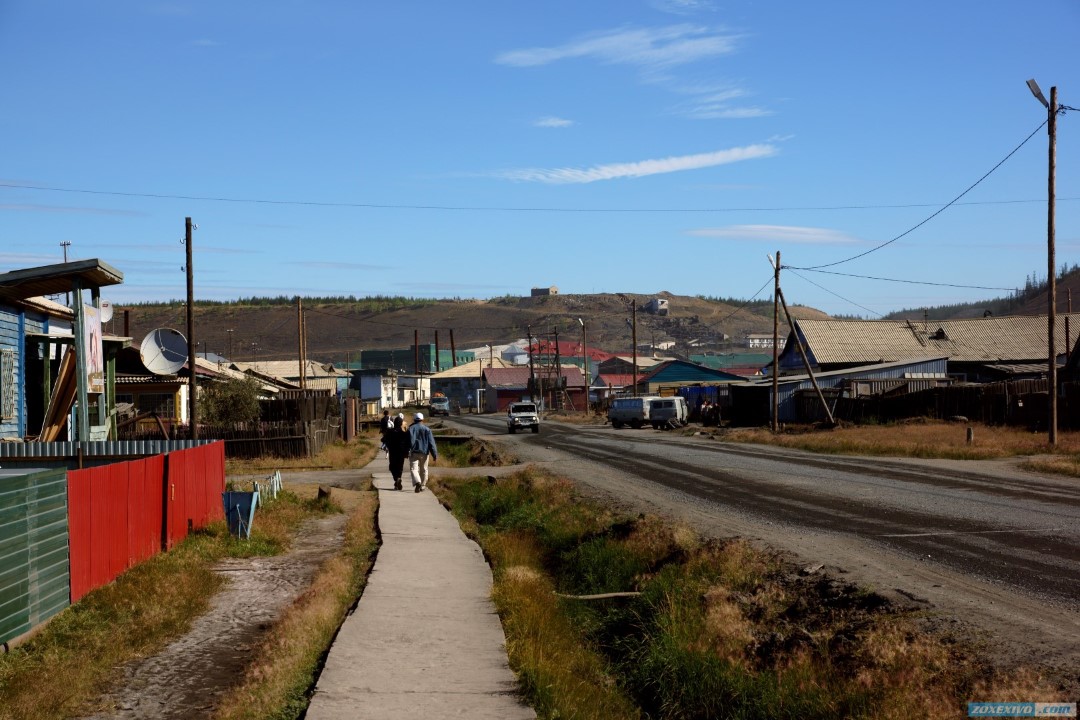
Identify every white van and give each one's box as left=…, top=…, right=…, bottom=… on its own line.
left=648, top=397, right=688, bottom=429
left=607, top=396, right=660, bottom=429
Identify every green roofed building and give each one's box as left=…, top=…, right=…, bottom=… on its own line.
left=359, top=344, right=474, bottom=374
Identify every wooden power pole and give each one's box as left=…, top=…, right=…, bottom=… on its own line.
left=185, top=217, right=197, bottom=440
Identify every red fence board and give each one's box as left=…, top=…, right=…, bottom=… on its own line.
left=67, top=442, right=226, bottom=603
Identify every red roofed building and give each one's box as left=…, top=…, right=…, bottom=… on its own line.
left=482, top=365, right=588, bottom=412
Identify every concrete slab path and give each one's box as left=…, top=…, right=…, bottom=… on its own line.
left=305, top=462, right=535, bottom=720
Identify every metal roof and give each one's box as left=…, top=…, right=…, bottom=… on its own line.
left=0, top=259, right=123, bottom=301
left=430, top=357, right=514, bottom=379
left=790, top=314, right=1080, bottom=365
left=484, top=365, right=586, bottom=389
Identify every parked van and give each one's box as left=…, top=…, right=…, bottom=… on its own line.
left=607, top=396, right=660, bottom=429
left=649, top=396, right=688, bottom=429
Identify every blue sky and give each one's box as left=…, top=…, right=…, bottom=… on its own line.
left=1, top=1, right=1077, bottom=317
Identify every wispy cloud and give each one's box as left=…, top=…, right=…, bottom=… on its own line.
left=191, top=38, right=220, bottom=47
left=651, top=0, right=716, bottom=14
left=499, top=144, right=776, bottom=184
left=687, top=225, right=862, bottom=244
left=534, top=116, right=574, bottom=128
left=497, top=25, right=768, bottom=121
left=496, top=25, right=740, bottom=71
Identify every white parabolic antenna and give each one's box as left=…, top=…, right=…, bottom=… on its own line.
left=140, top=328, right=188, bottom=375
left=99, top=300, right=113, bottom=323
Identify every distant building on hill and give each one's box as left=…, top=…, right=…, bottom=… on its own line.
left=530, top=286, right=558, bottom=297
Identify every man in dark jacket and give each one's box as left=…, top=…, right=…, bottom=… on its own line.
left=408, top=412, right=438, bottom=493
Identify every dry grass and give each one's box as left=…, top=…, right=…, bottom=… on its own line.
left=214, top=489, right=378, bottom=720
left=722, top=420, right=1080, bottom=461
left=0, top=492, right=334, bottom=720
left=225, top=437, right=377, bottom=475
left=437, top=469, right=1070, bottom=720
left=1022, top=455, right=1080, bottom=477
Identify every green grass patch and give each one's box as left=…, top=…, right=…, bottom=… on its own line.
left=435, top=468, right=1059, bottom=720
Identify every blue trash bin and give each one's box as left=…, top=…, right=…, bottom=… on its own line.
left=222, top=491, right=259, bottom=539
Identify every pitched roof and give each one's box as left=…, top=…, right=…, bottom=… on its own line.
left=597, top=373, right=634, bottom=387
left=790, top=314, right=1080, bottom=366
left=484, top=365, right=586, bottom=389
left=430, top=357, right=514, bottom=379
left=637, top=359, right=745, bottom=384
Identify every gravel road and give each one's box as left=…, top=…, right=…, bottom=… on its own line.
left=446, top=415, right=1080, bottom=694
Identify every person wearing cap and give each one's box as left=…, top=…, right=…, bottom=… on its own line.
left=407, top=412, right=438, bottom=492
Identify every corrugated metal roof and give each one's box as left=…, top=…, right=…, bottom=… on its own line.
left=484, top=365, right=586, bottom=388
left=430, top=357, right=514, bottom=379
left=597, top=373, right=634, bottom=387
left=0, top=259, right=123, bottom=301
left=229, top=360, right=349, bottom=380
left=793, top=314, right=1080, bottom=365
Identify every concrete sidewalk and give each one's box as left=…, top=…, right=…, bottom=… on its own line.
left=304, top=463, right=535, bottom=720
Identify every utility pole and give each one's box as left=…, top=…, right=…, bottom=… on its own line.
left=450, top=329, right=457, bottom=367
left=226, top=328, right=234, bottom=361
left=184, top=217, right=197, bottom=440
left=528, top=325, right=536, bottom=403
left=297, top=297, right=306, bottom=390
left=771, top=251, right=780, bottom=432
left=778, top=287, right=834, bottom=425
left=627, top=298, right=638, bottom=397
left=435, top=330, right=441, bottom=373
left=553, top=326, right=562, bottom=404
left=578, top=318, right=588, bottom=415
left=1027, top=79, right=1058, bottom=445
left=61, top=241, right=71, bottom=305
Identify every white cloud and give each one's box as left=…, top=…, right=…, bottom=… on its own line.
left=500, top=144, right=777, bottom=184
left=495, top=25, right=740, bottom=70
left=687, top=225, right=862, bottom=244
left=497, top=26, right=768, bottom=121
left=534, top=116, right=574, bottom=128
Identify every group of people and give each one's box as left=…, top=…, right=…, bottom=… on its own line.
left=380, top=409, right=438, bottom=492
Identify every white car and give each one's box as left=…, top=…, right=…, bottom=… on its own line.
left=506, top=402, right=540, bottom=434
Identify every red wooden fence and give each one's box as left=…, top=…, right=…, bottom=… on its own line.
left=67, top=442, right=226, bottom=603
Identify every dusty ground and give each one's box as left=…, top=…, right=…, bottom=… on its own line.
left=79, top=491, right=355, bottom=720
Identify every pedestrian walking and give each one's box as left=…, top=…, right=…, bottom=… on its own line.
left=386, top=415, right=411, bottom=491
left=408, top=412, right=438, bottom=493
left=379, top=409, right=393, bottom=457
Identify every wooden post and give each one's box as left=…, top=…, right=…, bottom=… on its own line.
left=450, top=329, right=457, bottom=367
left=772, top=251, right=780, bottom=432
left=778, top=287, right=834, bottom=425
left=185, top=217, right=197, bottom=440
left=297, top=297, right=306, bottom=390
left=1047, top=86, right=1058, bottom=445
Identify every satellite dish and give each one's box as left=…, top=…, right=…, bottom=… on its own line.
left=140, top=328, right=188, bottom=375
left=99, top=300, right=113, bottom=323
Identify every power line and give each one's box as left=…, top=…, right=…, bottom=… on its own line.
left=794, top=268, right=1016, bottom=291
left=1, top=180, right=1075, bottom=214
left=786, top=268, right=883, bottom=318
left=789, top=119, right=1051, bottom=271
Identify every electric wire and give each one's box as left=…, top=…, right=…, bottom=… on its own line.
left=1, top=181, right=1075, bottom=214
left=788, top=119, right=1050, bottom=271
left=793, top=268, right=1016, bottom=291
left=785, top=268, right=883, bottom=318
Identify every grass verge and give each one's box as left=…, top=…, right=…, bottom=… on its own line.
left=719, top=419, right=1080, bottom=461
left=0, top=491, right=339, bottom=720
left=214, top=487, right=378, bottom=720
left=437, top=438, right=518, bottom=468
left=435, top=468, right=1062, bottom=720
left=226, top=437, right=377, bottom=475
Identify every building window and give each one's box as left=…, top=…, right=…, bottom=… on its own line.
left=1, top=349, right=14, bottom=421
left=135, top=392, right=176, bottom=419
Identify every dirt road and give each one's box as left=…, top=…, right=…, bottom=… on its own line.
left=448, top=415, right=1080, bottom=696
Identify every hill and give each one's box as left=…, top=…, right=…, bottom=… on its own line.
left=884, top=265, right=1080, bottom=321
left=111, top=292, right=827, bottom=365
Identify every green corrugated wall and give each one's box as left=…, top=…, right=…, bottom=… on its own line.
left=0, top=467, right=70, bottom=645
